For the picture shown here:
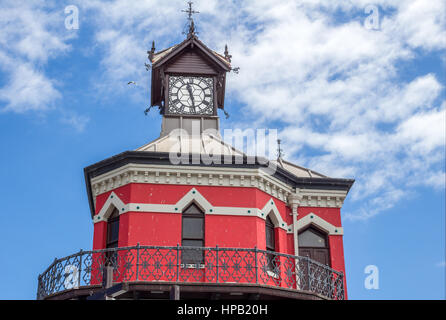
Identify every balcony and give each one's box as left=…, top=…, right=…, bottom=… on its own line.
left=37, top=245, right=345, bottom=300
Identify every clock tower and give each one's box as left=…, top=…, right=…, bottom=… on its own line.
left=37, top=3, right=354, bottom=301
left=148, top=16, right=232, bottom=137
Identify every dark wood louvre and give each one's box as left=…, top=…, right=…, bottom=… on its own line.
left=106, top=208, right=120, bottom=249
left=165, top=49, right=218, bottom=75
left=105, top=208, right=120, bottom=272
left=265, top=216, right=277, bottom=271
left=265, top=216, right=275, bottom=251
left=182, top=203, right=204, bottom=264
left=298, top=227, right=331, bottom=291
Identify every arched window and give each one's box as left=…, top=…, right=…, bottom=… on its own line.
left=265, top=215, right=277, bottom=271
left=265, top=216, right=275, bottom=251
left=105, top=208, right=120, bottom=273
left=298, top=226, right=330, bottom=266
left=106, top=208, right=120, bottom=249
left=182, top=203, right=204, bottom=264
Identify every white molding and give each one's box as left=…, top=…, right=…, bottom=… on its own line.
left=175, top=188, right=213, bottom=212
left=95, top=192, right=126, bottom=223
left=261, top=199, right=288, bottom=230
left=94, top=188, right=291, bottom=232
left=296, top=213, right=343, bottom=236
left=89, top=164, right=347, bottom=211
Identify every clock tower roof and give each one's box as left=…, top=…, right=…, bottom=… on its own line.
left=150, top=35, right=232, bottom=70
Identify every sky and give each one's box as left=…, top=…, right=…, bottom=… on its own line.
left=0, top=0, right=444, bottom=300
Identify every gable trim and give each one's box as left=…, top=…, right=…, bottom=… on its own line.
left=296, top=213, right=343, bottom=236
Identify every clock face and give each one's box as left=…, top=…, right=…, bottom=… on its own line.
left=168, top=76, right=214, bottom=115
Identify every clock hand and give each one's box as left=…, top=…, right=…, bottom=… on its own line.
left=186, top=83, right=196, bottom=111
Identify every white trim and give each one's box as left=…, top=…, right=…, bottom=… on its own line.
left=93, top=188, right=291, bottom=231
left=89, top=164, right=348, bottom=211
left=261, top=199, right=287, bottom=230
left=95, top=192, right=126, bottom=223
left=175, top=188, right=213, bottom=212
left=296, top=213, right=343, bottom=236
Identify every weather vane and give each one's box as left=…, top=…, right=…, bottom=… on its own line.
left=182, top=1, right=199, bottom=36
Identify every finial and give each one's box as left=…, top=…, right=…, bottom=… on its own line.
left=148, top=41, right=155, bottom=62
left=189, top=19, right=195, bottom=36
left=277, top=139, right=284, bottom=160
left=224, top=44, right=232, bottom=62
left=182, top=1, right=199, bottom=37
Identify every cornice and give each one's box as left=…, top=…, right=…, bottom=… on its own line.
left=89, top=163, right=348, bottom=217
left=84, top=151, right=354, bottom=218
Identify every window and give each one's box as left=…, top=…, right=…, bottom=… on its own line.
left=105, top=208, right=120, bottom=267
left=265, top=215, right=277, bottom=271
left=182, top=203, right=204, bottom=265
left=298, top=226, right=330, bottom=266
left=298, top=228, right=326, bottom=248
left=106, top=208, right=120, bottom=249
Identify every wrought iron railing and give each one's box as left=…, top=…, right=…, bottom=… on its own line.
left=37, top=245, right=344, bottom=300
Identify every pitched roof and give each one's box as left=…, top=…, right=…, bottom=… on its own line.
left=135, top=134, right=329, bottom=179
left=135, top=132, right=245, bottom=157
left=151, top=35, right=231, bottom=71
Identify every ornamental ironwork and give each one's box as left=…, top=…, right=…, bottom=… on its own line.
left=37, top=245, right=345, bottom=300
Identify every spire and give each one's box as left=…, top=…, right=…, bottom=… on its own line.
left=277, top=139, right=285, bottom=167
left=224, top=44, right=232, bottom=62
left=182, top=1, right=199, bottom=37
left=147, top=41, right=155, bottom=62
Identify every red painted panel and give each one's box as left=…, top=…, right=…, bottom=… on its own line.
left=298, top=207, right=342, bottom=227
left=129, top=184, right=192, bottom=205
left=329, top=235, right=348, bottom=299
left=205, top=215, right=261, bottom=248
left=92, top=221, right=107, bottom=250
left=125, top=211, right=182, bottom=247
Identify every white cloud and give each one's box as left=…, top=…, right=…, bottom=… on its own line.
left=396, top=105, right=446, bottom=154
left=0, top=63, right=61, bottom=113
left=60, top=112, right=90, bottom=133
left=0, top=0, right=84, bottom=130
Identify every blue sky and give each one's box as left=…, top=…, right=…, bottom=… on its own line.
left=0, top=0, right=444, bottom=300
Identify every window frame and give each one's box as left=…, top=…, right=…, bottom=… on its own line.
left=298, top=225, right=329, bottom=249
left=265, top=215, right=278, bottom=272
left=181, top=203, right=205, bottom=266
left=298, top=225, right=331, bottom=267
left=106, top=208, right=120, bottom=249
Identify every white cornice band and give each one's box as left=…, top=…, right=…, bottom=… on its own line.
left=90, top=164, right=347, bottom=209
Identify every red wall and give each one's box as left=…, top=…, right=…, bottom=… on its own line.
left=92, top=183, right=347, bottom=294
left=93, top=184, right=292, bottom=251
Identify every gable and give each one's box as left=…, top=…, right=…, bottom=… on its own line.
left=165, top=48, right=218, bottom=75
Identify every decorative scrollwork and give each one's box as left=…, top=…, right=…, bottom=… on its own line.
left=37, top=246, right=344, bottom=300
